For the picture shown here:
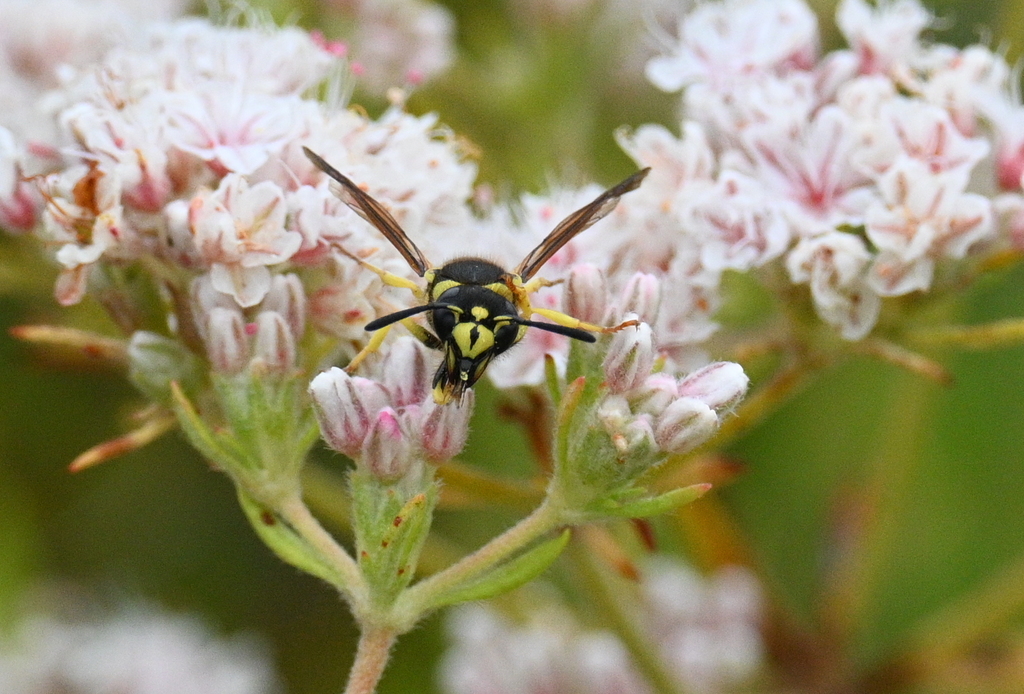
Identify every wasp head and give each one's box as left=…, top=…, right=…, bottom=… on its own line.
left=429, top=284, right=524, bottom=405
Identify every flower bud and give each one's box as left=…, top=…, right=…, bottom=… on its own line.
left=380, top=336, right=431, bottom=408
left=205, top=307, right=247, bottom=373
left=677, top=361, right=748, bottom=413
left=602, top=318, right=654, bottom=394
left=362, top=407, right=413, bottom=481
left=309, top=368, right=389, bottom=458
left=262, top=273, right=307, bottom=340
left=566, top=263, right=608, bottom=325
left=252, top=311, right=296, bottom=373
left=420, top=390, right=474, bottom=464
left=629, top=372, right=679, bottom=415
left=653, top=397, right=718, bottom=454
left=617, top=272, right=662, bottom=325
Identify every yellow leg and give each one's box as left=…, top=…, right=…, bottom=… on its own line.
left=338, top=247, right=424, bottom=296
left=522, top=276, right=562, bottom=294
left=344, top=317, right=443, bottom=374
left=531, top=306, right=638, bottom=334
left=345, top=323, right=393, bottom=373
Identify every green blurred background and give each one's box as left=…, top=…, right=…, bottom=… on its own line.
left=2, top=1, right=1024, bottom=692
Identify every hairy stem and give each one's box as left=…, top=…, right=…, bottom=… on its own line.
left=343, top=626, right=397, bottom=694
left=396, top=497, right=562, bottom=618
left=277, top=493, right=366, bottom=604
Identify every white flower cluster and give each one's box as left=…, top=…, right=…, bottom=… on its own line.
left=0, top=10, right=476, bottom=370
left=439, top=559, right=763, bottom=694
left=484, top=0, right=1019, bottom=346
left=0, top=607, right=280, bottom=694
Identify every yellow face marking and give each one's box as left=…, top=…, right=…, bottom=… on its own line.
left=452, top=322, right=494, bottom=359
left=471, top=306, right=489, bottom=321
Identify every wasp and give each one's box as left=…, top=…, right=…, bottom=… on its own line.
left=303, top=146, right=650, bottom=404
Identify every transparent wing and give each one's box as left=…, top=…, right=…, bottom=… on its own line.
left=303, top=146, right=431, bottom=276
left=514, top=167, right=651, bottom=281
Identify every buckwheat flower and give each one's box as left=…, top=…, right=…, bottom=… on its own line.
left=205, top=306, right=248, bottom=374
left=0, top=607, right=280, bottom=694
left=0, top=125, right=36, bottom=231
left=566, top=263, right=608, bottom=325
left=261, top=273, right=307, bottom=343
left=835, top=0, right=930, bottom=76
left=677, top=362, right=749, bottom=414
left=685, top=170, right=791, bottom=271
left=641, top=559, right=763, bottom=693
left=166, top=90, right=320, bottom=176
left=189, top=174, right=297, bottom=307
left=440, top=604, right=652, bottom=694
left=850, top=97, right=990, bottom=180
left=604, top=318, right=655, bottom=395
left=310, top=367, right=390, bottom=459
left=787, top=230, right=881, bottom=340
left=362, top=407, right=414, bottom=481
left=616, top=272, right=661, bottom=325
left=918, top=44, right=1010, bottom=138
left=420, top=393, right=474, bottom=464
left=645, top=0, right=818, bottom=93
left=865, top=158, right=994, bottom=296
left=41, top=165, right=127, bottom=305
left=252, top=310, right=297, bottom=374
left=653, top=396, right=719, bottom=455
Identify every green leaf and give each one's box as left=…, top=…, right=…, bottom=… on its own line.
left=427, top=529, right=571, bottom=610
left=169, top=381, right=248, bottom=472
left=597, top=484, right=711, bottom=518
left=237, top=489, right=342, bottom=585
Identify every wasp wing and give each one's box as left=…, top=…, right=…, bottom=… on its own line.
left=514, top=167, right=651, bottom=281
left=303, top=146, right=431, bottom=277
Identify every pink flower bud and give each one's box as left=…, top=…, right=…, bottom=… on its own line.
left=629, top=372, right=679, bottom=415
left=309, top=368, right=389, bottom=458
left=566, top=263, right=608, bottom=325
left=206, top=307, right=247, bottom=373
left=618, top=273, right=661, bottom=325
left=252, top=311, right=296, bottom=373
left=653, top=397, right=718, bottom=454
left=263, top=273, right=307, bottom=341
left=380, top=336, right=431, bottom=408
left=362, top=407, right=413, bottom=481
left=603, top=318, right=654, bottom=394
left=677, top=361, right=748, bottom=413
left=420, top=390, right=474, bottom=464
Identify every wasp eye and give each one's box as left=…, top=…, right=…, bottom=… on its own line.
left=432, top=307, right=458, bottom=338
left=493, top=323, right=519, bottom=354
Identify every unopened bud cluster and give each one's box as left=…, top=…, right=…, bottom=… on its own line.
left=601, top=317, right=748, bottom=457
left=310, top=337, right=474, bottom=481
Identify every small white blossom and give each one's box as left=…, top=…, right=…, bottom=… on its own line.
left=0, top=607, right=280, bottom=694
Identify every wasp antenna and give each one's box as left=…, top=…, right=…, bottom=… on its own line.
left=516, top=318, right=597, bottom=343
left=365, top=303, right=448, bottom=331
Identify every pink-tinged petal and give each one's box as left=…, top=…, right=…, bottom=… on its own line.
left=210, top=263, right=272, bottom=308
left=309, top=368, right=389, bottom=459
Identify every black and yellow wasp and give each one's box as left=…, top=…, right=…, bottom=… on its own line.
left=303, top=147, right=650, bottom=404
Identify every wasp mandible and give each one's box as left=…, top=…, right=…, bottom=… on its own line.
left=304, top=147, right=650, bottom=404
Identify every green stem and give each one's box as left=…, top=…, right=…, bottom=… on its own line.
left=276, top=493, right=367, bottom=605
left=343, top=626, right=397, bottom=694
left=819, top=370, right=938, bottom=645
left=568, top=536, right=690, bottom=694
left=395, top=497, right=562, bottom=619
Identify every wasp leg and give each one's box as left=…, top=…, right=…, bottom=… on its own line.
left=344, top=317, right=442, bottom=374
left=531, top=306, right=638, bottom=334
left=345, top=323, right=393, bottom=373
left=337, top=247, right=425, bottom=296
left=521, top=276, right=563, bottom=294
